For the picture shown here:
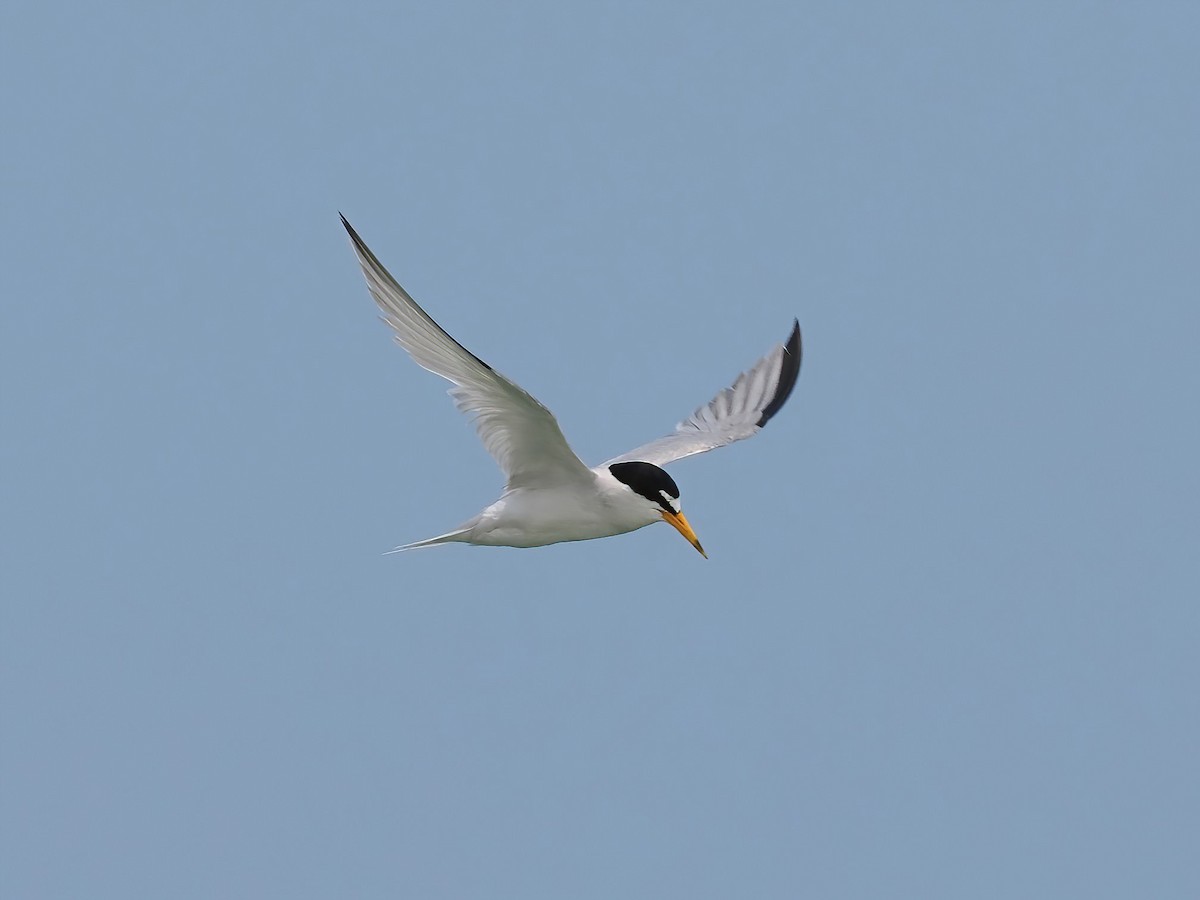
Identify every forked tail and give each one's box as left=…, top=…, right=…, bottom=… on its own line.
left=385, top=525, right=474, bottom=554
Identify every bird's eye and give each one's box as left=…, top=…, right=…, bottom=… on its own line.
left=658, top=489, right=681, bottom=514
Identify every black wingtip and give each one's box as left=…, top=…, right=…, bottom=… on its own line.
left=756, top=319, right=802, bottom=427
left=339, top=214, right=499, bottom=375
left=339, top=214, right=376, bottom=260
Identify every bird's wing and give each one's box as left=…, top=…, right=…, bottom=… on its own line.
left=341, top=215, right=593, bottom=490
left=604, top=320, right=801, bottom=468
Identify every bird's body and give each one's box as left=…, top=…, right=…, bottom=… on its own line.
left=417, top=469, right=665, bottom=550
left=340, top=215, right=802, bottom=557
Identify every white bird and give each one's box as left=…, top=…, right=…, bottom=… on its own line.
left=341, top=215, right=802, bottom=557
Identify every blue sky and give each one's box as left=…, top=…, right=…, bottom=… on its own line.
left=3, top=3, right=1198, bottom=897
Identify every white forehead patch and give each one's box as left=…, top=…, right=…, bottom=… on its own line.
left=659, top=489, right=681, bottom=513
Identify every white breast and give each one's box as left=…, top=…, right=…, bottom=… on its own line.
left=466, top=470, right=660, bottom=548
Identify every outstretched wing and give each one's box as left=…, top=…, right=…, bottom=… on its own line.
left=341, top=215, right=593, bottom=490
left=604, top=320, right=801, bottom=468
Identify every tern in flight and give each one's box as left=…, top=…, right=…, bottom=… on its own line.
left=341, top=215, right=802, bottom=557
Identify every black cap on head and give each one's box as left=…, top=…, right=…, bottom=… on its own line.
left=608, top=461, right=681, bottom=513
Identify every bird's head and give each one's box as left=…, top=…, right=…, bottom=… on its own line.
left=608, top=461, right=707, bottom=558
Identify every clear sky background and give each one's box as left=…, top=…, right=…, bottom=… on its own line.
left=3, top=3, right=1198, bottom=898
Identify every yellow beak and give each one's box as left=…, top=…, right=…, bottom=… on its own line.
left=662, top=509, right=707, bottom=558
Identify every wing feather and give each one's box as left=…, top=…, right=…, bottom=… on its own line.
left=341, top=215, right=592, bottom=489
left=605, top=321, right=801, bottom=468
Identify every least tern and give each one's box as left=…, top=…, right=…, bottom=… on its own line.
left=341, top=215, right=802, bottom=557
